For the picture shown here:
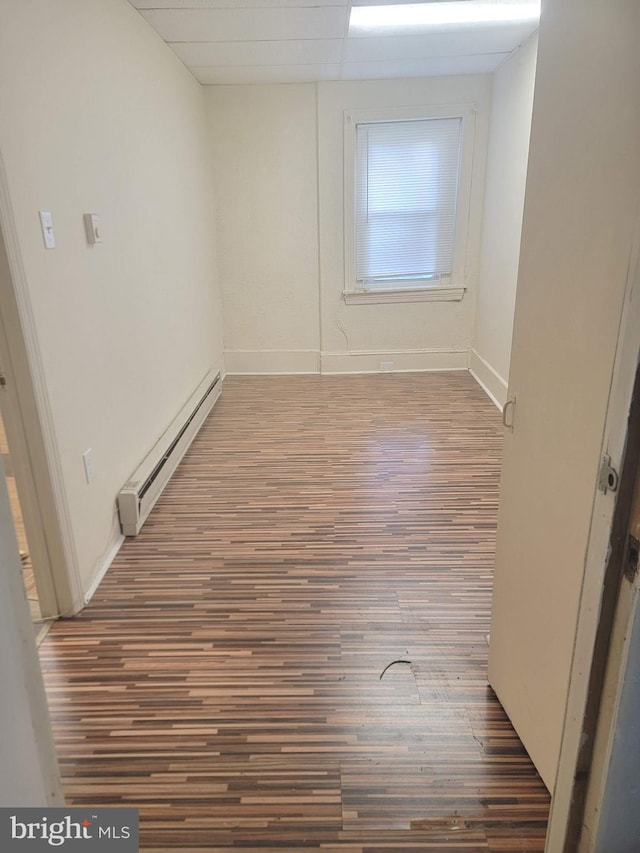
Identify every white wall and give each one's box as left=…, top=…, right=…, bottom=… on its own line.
left=0, top=0, right=223, bottom=599
left=318, top=76, right=490, bottom=374
left=207, top=75, right=491, bottom=374
left=205, top=84, right=320, bottom=374
left=471, top=34, right=537, bottom=407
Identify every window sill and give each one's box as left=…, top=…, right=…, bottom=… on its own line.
left=342, top=286, right=465, bottom=305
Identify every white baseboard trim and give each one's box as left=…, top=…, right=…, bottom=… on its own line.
left=224, top=348, right=496, bottom=380
left=83, top=524, right=124, bottom=606
left=469, top=349, right=508, bottom=410
left=224, top=349, right=320, bottom=375
left=321, top=348, right=468, bottom=374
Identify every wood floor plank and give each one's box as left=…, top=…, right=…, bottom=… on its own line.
left=39, top=373, right=550, bottom=850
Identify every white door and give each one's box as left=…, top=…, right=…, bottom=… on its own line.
left=0, top=449, right=63, bottom=805
left=487, top=0, right=640, bottom=792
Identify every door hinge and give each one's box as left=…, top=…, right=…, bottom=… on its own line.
left=598, top=455, right=619, bottom=494
left=0, top=372, right=6, bottom=389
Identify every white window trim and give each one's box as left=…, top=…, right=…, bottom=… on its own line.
left=343, top=102, right=476, bottom=305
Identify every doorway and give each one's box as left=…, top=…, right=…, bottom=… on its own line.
left=0, top=406, right=53, bottom=637
left=0, top=151, right=83, bottom=624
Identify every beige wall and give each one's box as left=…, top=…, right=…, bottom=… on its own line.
left=488, top=0, right=640, bottom=791
left=206, top=75, right=491, bottom=374
left=205, top=84, right=320, bottom=374
left=317, top=76, right=491, bottom=374
left=471, top=34, right=537, bottom=407
left=0, top=0, right=223, bottom=596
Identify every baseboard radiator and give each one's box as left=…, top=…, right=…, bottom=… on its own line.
left=117, top=371, right=221, bottom=536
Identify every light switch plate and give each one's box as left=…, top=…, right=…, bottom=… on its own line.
left=39, top=210, right=56, bottom=249
left=82, top=448, right=95, bottom=483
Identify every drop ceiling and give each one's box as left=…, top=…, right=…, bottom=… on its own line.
left=129, top=1, right=539, bottom=85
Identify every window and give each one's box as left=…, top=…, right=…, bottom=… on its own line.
left=344, top=105, right=474, bottom=304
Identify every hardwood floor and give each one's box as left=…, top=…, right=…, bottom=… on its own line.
left=39, top=373, right=550, bottom=851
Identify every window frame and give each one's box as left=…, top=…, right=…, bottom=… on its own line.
left=343, top=103, right=476, bottom=305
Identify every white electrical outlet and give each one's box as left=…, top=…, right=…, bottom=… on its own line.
left=380, top=361, right=394, bottom=372
left=82, top=448, right=95, bottom=483
left=83, top=213, right=102, bottom=244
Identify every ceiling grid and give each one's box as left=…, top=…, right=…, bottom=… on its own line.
left=129, top=1, right=539, bottom=84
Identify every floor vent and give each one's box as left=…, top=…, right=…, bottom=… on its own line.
left=117, top=371, right=221, bottom=536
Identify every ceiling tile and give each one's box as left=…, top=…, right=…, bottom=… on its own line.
left=349, top=0, right=442, bottom=4
left=131, top=1, right=538, bottom=84
left=194, top=64, right=341, bottom=85
left=343, top=24, right=538, bottom=62
left=340, top=53, right=507, bottom=80
left=140, top=7, right=348, bottom=43
left=131, top=0, right=346, bottom=7
left=172, top=39, right=343, bottom=67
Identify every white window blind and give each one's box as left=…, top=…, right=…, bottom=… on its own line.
left=354, top=117, right=462, bottom=291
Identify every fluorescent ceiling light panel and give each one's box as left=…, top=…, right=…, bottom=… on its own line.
left=349, top=2, right=541, bottom=34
